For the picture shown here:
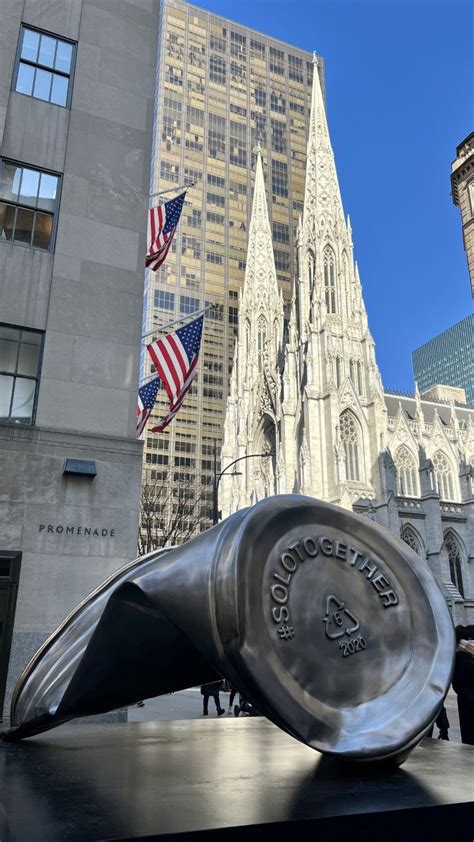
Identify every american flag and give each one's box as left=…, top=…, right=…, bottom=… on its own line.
left=136, top=376, right=161, bottom=437
left=145, top=191, right=186, bottom=272
left=151, top=369, right=197, bottom=433
left=147, top=315, right=203, bottom=408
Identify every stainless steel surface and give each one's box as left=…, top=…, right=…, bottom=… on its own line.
left=4, top=495, right=455, bottom=762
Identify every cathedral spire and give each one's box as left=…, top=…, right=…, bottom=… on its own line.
left=240, top=147, right=280, bottom=319
left=302, top=53, right=346, bottom=238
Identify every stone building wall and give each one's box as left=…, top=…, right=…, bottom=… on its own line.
left=0, top=0, right=159, bottom=723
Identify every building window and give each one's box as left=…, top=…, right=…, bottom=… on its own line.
left=273, top=222, right=290, bottom=244
left=274, top=249, right=289, bottom=272
left=323, top=245, right=336, bottom=313
left=443, top=531, right=464, bottom=597
left=340, top=410, right=361, bottom=481
left=0, top=324, right=43, bottom=425
left=395, top=446, right=419, bottom=497
left=154, top=290, right=175, bottom=311
left=209, top=55, right=226, bottom=85
left=188, top=209, right=202, bottom=228
left=160, top=161, right=179, bottom=182
left=14, top=26, right=75, bottom=107
left=400, top=525, right=422, bottom=556
left=180, top=295, right=199, bottom=315
left=228, top=306, right=238, bottom=326
left=206, top=251, right=223, bottom=265
left=0, top=160, right=60, bottom=251
left=205, top=302, right=223, bottom=321
left=433, top=450, right=455, bottom=501
left=271, top=159, right=288, bottom=197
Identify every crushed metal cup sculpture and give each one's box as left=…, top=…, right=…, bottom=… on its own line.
left=4, top=495, right=455, bottom=763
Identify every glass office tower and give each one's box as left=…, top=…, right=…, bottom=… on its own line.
left=142, top=0, right=317, bottom=528
left=412, top=315, right=474, bottom=407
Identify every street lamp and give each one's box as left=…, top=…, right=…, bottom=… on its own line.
left=212, top=444, right=274, bottom=525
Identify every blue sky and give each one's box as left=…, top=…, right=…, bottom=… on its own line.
left=194, top=0, right=473, bottom=392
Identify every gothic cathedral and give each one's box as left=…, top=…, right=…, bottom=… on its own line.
left=221, top=56, right=474, bottom=622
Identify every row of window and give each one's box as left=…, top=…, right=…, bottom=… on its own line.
left=1, top=26, right=77, bottom=424
left=400, top=525, right=467, bottom=598
left=153, top=291, right=238, bottom=326
left=337, top=411, right=464, bottom=503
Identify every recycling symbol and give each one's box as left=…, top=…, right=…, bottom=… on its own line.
left=323, top=595, right=360, bottom=640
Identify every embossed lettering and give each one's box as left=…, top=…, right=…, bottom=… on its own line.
left=319, top=536, right=333, bottom=556
left=303, top=536, right=318, bottom=557
left=273, top=571, right=291, bottom=586
left=335, top=541, right=347, bottom=561
left=370, top=573, right=390, bottom=594
left=272, top=605, right=289, bottom=624
left=380, top=589, right=398, bottom=607
left=271, top=584, right=288, bottom=604
left=280, top=552, right=297, bottom=573
left=288, top=540, right=305, bottom=562
left=348, top=548, right=362, bottom=566
left=358, top=557, right=378, bottom=579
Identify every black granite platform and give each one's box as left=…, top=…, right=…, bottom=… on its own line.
left=0, top=718, right=473, bottom=841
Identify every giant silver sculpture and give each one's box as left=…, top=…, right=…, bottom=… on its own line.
left=5, top=496, right=455, bottom=763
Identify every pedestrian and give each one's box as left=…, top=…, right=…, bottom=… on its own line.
left=227, top=685, right=238, bottom=714
left=201, top=680, right=226, bottom=716
left=426, top=704, right=450, bottom=740
left=452, top=625, right=474, bottom=745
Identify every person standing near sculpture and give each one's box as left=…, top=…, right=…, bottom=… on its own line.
left=452, top=625, right=474, bottom=745
left=201, top=681, right=226, bottom=717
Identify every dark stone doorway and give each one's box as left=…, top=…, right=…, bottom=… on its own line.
left=0, top=551, right=21, bottom=719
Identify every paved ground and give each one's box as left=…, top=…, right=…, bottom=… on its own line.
left=128, top=686, right=462, bottom=743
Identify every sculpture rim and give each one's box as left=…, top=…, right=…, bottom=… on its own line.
left=213, top=495, right=455, bottom=760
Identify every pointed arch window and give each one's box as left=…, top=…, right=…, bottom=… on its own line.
left=335, top=356, right=341, bottom=388
left=433, top=451, right=455, bottom=501
left=340, top=410, right=361, bottom=481
left=257, top=314, right=267, bottom=373
left=400, top=524, right=422, bottom=556
left=443, top=531, right=464, bottom=597
left=323, top=245, right=336, bottom=313
left=395, top=446, right=419, bottom=497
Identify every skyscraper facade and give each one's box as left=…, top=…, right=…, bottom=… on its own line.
left=451, top=132, right=474, bottom=298
left=142, top=0, right=317, bottom=527
left=0, top=0, right=159, bottom=722
left=412, top=315, right=474, bottom=408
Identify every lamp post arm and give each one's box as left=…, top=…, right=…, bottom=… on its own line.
left=216, top=452, right=272, bottom=494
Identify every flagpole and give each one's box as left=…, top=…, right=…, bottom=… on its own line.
left=141, top=303, right=215, bottom=340
left=139, top=304, right=215, bottom=386
left=149, top=180, right=196, bottom=200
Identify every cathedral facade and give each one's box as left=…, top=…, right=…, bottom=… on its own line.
left=221, top=56, right=474, bottom=623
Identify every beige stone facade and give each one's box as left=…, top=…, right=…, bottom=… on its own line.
left=451, top=132, right=474, bottom=298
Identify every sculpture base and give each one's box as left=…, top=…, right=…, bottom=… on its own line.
left=0, top=719, right=472, bottom=841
